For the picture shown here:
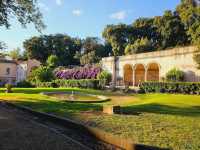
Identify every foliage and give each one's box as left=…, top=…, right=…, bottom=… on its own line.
left=36, top=79, right=106, bottom=89
left=125, top=37, right=153, bottom=55
left=55, top=65, right=101, bottom=80
left=153, top=10, right=189, bottom=49
left=16, top=80, right=34, bottom=88
left=23, top=34, right=81, bottom=65
left=193, top=45, right=200, bottom=69
left=5, top=84, right=12, bottom=93
left=7, top=48, right=27, bottom=60
left=0, top=41, right=6, bottom=50
left=176, top=0, right=200, bottom=43
left=28, top=66, right=54, bottom=84
left=97, top=71, right=112, bottom=84
left=140, top=82, right=200, bottom=94
left=166, top=68, right=185, bottom=82
left=75, top=37, right=112, bottom=65
left=0, top=0, right=45, bottom=32
left=46, top=55, right=59, bottom=68
left=102, top=24, right=131, bottom=56
left=102, top=0, right=197, bottom=56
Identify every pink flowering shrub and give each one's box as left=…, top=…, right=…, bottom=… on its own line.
left=55, top=65, right=101, bottom=80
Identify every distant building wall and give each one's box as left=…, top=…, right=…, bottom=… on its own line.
left=27, top=59, right=41, bottom=77
left=16, top=59, right=41, bottom=83
left=101, top=46, right=200, bottom=86
left=0, top=61, right=17, bottom=84
left=16, top=63, right=27, bottom=83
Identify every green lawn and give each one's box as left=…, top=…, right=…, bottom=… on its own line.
left=0, top=88, right=200, bottom=150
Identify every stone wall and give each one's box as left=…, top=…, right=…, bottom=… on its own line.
left=0, top=62, right=17, bottom=84
left=101, top=46, right=200, bottom=85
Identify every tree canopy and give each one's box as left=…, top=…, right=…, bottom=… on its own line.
left=75, top=37, right=112, bottom=65
left=23, top=35, right=112, bottom=66
left=102, top=0, right=199, bottom=56
left=23, top=34, right=81, bottom=66
left=0, top=0, right=45, bottom=31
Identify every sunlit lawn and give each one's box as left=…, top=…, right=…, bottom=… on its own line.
left=0, top=88, right=200, bottom=150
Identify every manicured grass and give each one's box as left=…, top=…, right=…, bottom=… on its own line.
left=0, top=88, right=200, bottom=149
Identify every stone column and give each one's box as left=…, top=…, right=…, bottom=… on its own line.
left=112, top=56, right=117, bottom=86
left=145, top=67, right=148, bottom=82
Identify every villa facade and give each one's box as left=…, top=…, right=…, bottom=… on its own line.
left=0, top=57, right=40, bottom=85
left=101, top=46, right=200, bottom=86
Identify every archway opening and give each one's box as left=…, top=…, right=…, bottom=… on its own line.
left=134, top=64, right=145, bottom=86
left=124, top=64, right=133, bottom=86
left=147, top=63, right=159, bottom=81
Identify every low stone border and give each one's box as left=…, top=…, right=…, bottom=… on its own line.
left=2, top=101, right=136, bottom=150
left=41, top=91, right=111, bottom=103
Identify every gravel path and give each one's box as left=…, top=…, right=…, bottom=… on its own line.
left=0, top=103, right=90, bottom=150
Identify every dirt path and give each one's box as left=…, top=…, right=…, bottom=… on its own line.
left=0, top=103, right=89, bottom=150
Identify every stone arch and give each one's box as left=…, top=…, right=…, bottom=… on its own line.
left=123, top=64, right=133, bottom=86
left=134, top=64, right=145, bottom=86
left=147, top=63, right=160, bottom=82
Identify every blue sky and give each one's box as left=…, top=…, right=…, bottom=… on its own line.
left=0, top=0, right=180, bottom=51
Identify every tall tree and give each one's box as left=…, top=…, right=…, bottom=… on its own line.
left=132, top=18, right=160, bottom=49
left=23, top=34, right=81, bottom=66
left=154, top=10, right=189, bottom=49
left=176, top=0, right=200, bottom=43
left=8, top=48, right=21, bottom=60
left=75, top=37, right=112, bottom=65
left=176, top=0, right=200, bottom=68
left=102, top=24, right=131, bottom=56
left=0, top=0, right=45, bottom=31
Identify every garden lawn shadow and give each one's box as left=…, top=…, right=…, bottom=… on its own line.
left=13, top=100, right=102, bottom=117
left=123, top=103, right=200, bottom=117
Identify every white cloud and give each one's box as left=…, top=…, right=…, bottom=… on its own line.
left=110, top=11, right=127, bottom=20
left=55, top=0, right=62, bottom=6
left=72, top=9, right=82, bottom=16
left=38, top=2, right=50, bottom=12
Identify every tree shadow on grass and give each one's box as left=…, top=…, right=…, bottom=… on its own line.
left=9, top=101, right=172, bottom=150
left=135, top=144, right=170, bottom=150
left=14, top=100, right=102, bottom=116
left=122, top=103, right=200, bottom=117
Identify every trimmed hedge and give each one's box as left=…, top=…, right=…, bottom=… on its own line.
left=36, top=79, right=106, bottom=89
left=140, top=82, right=200, bottom=95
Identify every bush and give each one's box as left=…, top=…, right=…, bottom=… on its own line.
left=55, top=65, right=101, bottom=80
left=166, top=68, right=184, bottom=82
left=36, top=81, right=58, bottom=88
left=5, top=84, right=12, bottom=93
left=97, top=71, right=112, bottom=85
left=28, top=66, right=54, bottom=85
left=140, top=82, right=200, bottom=95
left=16, top=80, right=34, bottom=88
left=36, top=79, right=105, bottom=89
left=46, top=55, right=59, bottom=68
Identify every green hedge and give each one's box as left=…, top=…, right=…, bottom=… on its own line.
left=36, top=79, right=106, bottom=89
left=140, top=82, right=200, bottom=95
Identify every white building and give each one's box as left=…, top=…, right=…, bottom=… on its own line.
left=101, top=46, right=200, bottom=86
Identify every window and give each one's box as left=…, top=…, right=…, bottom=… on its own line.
left=6, top=68, right=10, bottom=75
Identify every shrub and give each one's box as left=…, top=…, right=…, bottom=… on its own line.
left=5, top=84, right=12, bottom=93
left=46, top=55, right=59, bottom=68
left=97, top=71, right=112, bottom=85
left=36, top=79, right=105, bottom=89
left=36, top=81, right=58, bottom=88
left=140, top=82, right=200, bottom=95
left=166, top=68, right=184, bottom=82
left=55, top=65, right=101, bottom=80
left=28, top=66, right=54, bottom=84
left=16, top=80, right=34, bottom=88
